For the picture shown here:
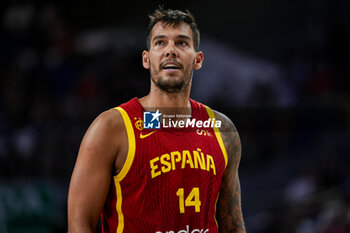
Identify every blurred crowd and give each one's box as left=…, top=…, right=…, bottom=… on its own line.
left=0, top=2, right=349, bottom=233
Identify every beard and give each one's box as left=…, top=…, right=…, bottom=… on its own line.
left=150, top=59, right=195, bottom=93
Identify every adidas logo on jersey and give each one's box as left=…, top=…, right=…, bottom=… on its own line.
left=155, top=225, right=209, bottom=233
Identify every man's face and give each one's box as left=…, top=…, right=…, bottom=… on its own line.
left=143, top=22, right=203, bottom=93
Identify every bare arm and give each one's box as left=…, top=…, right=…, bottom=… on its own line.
left=67, top=110, right=126, bottom=233
left=215, top=111, right=246, bottom=233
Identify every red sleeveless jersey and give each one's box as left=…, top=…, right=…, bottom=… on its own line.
left=101, top=98, right=228, bottom=233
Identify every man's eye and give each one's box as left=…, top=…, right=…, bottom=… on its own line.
left=155, top=41, right=164, bottom=45
left=178, top=41, right=188, bottom=46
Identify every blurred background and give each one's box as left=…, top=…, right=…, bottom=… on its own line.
left=0, top=0, right=349, bottom=232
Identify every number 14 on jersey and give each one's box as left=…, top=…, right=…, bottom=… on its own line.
left=176, top=187, right=201, bottom=213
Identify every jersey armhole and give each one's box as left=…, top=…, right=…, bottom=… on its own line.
left=204, top=106, right=228, bottom=168
left=111, top=107, right=136, bottom=233
left=112, top=107, right=136, bottom=182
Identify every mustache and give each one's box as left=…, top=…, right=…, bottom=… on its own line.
left=159, top=60, right=184, bottom=70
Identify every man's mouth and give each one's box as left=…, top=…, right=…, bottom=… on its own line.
left=163, top=64, right=179, bottom=69
left=161, top=61, right=182, bottom=70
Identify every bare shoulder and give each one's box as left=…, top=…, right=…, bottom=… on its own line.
left=84, top=108, right=128, bottom=144
left=78, top=108, right=127, bottom=167
left=91, top=108, right=124, bottom=131
left=212, top=110, right=238, bottom=134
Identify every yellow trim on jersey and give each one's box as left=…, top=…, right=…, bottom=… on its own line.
left=214, top=192, right=220, bottom=228
left=115, top=181, right=124, bottom=233
left=205, top=106, right=228, bottom=230
left=113, top=107, right=136, bottom=233
left=205, top=106, right=228, bottom=168
left=113, top=107, right=136, bottom=181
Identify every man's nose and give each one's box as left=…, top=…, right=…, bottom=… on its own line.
left=165, top=42, right=178, bottom=57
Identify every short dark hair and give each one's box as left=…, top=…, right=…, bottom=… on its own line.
left=146, top=7, right=200, bottom=51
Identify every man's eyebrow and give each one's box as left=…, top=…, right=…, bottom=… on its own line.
left=152, top=35, right=191, bottom=42
left=152, top=35, right=167, bottom=42
left=177, top=35, right=191, bottom=40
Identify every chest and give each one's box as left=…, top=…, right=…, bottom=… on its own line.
left=133, top=128, right=225, bottom=180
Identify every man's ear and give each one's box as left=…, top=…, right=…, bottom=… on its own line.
left=193, top=51, right=204, bottom=70
left=142, top=50, right=150, bottom=69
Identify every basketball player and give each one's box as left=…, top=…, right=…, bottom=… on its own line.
left=68, top=7, right=246, bottom=233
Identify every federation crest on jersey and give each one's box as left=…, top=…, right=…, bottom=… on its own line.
left=143, top=110, right=161, bottom=129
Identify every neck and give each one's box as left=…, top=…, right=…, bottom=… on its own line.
left=139, top=83, right=192, bottom=115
